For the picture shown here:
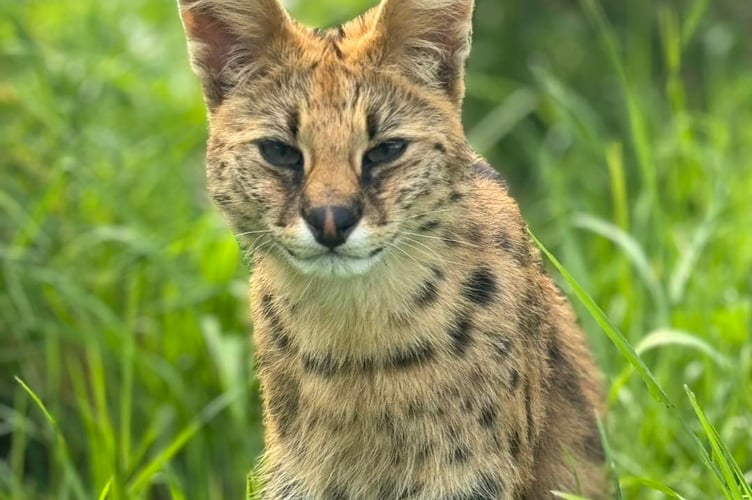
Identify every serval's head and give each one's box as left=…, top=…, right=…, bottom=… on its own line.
left=179, top=0, right=475, bottom=277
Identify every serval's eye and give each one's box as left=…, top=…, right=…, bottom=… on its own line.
left=258, top=140, right=303, bottom=169
left=363, top=139, right=408, bottom=168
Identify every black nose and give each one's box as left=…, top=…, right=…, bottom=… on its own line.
left=302, top=205, right=362, bottom=249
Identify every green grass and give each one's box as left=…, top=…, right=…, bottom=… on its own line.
left=1, top=0, right=751, bottom=498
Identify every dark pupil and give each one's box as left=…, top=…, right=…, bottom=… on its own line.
left=259, top=141, right=302, bottom=168
left=366, top=140, right=407, bottom=166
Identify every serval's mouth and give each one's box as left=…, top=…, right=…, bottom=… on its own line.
left=282, top=247, right=385, bottom=278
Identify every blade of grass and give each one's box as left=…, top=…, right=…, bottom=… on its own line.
left=571, top=213, right=669, bottom=325
left=552, top=493, right=591, bottom=500
left=15, top=377, right=88, bottom=499
left=685, top=385, right=752, bottom=498
left=597, top=416, right=623, bottom=500
left=619, top=476, right=688, bottom=499
left=530, top=230, right=672, bottom=407
left=126, top=387, right=241, bottom=495
left=98, top=478, right=113, bottom=500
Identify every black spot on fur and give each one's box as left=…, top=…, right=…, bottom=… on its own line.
left=418, top=220, right=441, bottom=232
left=301, top=352, right=337, bottom=377
left=510, top=429, right=521, bottom=459
left=472, top=161, right=507, bottom=189
left=446, top=424, right=461, bottom=442
left=548, top=338, right=564, bottom=364
left=548, top=339, right=589, bottom=408
left=450, top=190, right=464, bottom=203
left=377, top=480, right=398, bottom=500
left=518, top=285, right=544, bottom=337
left=211, top=192, right=232, bottom=208
left=266, top=373, right=300, bottom=438
left=431, top=266, right=445, bottom=280
left=302, top=341, right=435, bottom=376
left=416, top=442, right=433, bottom=464
left=494, top=230, right=513, bottom=252
left=583, top=425, right=606, bottom=463
left=462, top=268, right=499, bottom=306
left=496, top=229, right=533, bottom=267
left=525, top=383, right=535, bottom=443
left=443, top=229, right=459, bottom=247
left=450, top=445, right=472, bottom=464
left=260, top=294, right=292, bottom=352
left=434, top=142, right=446, bottom=153
left=479, top=404, right=498, bottom=428
left=414, top=280, right=439, bottom=307
left=389, top=341, right=435, bottom=369
left=216, top=161, right=228, bottom=173
left=510, top=369, right=520, bottom=390
left=323, top=483, right=349, bottom=500
left=448, top=315, right=473, bottom=355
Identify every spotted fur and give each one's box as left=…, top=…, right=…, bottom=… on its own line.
left=178, top=0, right=606, bottom=498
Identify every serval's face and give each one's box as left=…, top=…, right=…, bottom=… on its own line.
left=179, top=0, right=474, bottom=277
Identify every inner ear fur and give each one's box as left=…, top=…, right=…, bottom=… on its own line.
left=371, top=0, right=475, bottom=106
left=178, top=0, right=292, bottom=108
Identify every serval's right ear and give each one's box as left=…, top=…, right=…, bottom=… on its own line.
left=177, top=0, right=292, bottom=109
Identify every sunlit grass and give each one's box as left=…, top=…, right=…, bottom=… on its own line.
left=1, top=0, right=751, bottom=498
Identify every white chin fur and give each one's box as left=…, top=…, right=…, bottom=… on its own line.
left=284, top=252, right=383, bottom=278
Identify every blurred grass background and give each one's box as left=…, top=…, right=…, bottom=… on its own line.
left=1, top=0, right=751, bottom=498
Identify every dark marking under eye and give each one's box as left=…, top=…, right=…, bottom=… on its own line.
left=366, top=113, right=379, bottom=140
left=287, top=109, right=299, bottom=138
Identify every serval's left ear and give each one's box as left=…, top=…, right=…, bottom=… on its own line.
left=372, top=0, right=474, bottom=107
left=177, top=0, right=292, bottom=109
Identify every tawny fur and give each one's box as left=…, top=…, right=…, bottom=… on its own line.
left=178, top=0, right=607, bottom=498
